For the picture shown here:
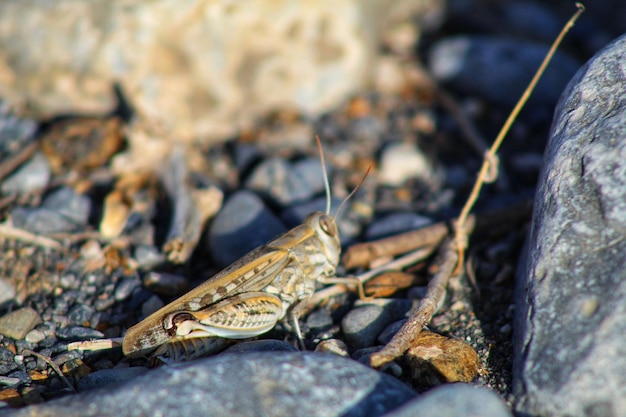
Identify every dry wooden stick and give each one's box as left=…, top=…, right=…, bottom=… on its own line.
left=342, top=222, right=448, bottom=269
left=305, top=245, right=437, bottom=312
left=369, top=4, right=584, bottom=368
left=343, top=198, right=532, bottom=270
left=0, top=223, right=64, bottom=250
left=22, top=349, right=77, bottom=393
left=369, top=241, right=458, bottom=368
left=453, top=3, right=586, bottom=270
left=0, top=140, right=39, bottom=181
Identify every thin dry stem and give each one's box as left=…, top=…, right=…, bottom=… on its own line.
left=453, top=3, right=585, bottom=269
left=0, top=223, right=64, bottom=250
left=369, top=240, right=459, bottom=368
left=67, top=337, right=123, bottom=352
left=0, top=141, right=38, bottom=181
left=22, top=349, right=77, bottom=393
left=305, top=245, right=436, bottom=312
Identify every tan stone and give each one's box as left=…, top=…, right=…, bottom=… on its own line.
left=406, top=329, right=480, bottom=387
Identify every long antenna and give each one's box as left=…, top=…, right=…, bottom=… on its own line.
left=334, top=164, right=372, bottom=222
left=315, top=135, right=332, bottom=215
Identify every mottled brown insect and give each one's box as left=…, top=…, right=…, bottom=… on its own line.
left=122, top=139, right=365, bottom=361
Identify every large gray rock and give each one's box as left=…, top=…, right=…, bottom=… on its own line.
left=6, top=352, right=417, bottom=417
left=514, top=34, right=626, bottom=417
left=383, top=383, right=512, bottom=417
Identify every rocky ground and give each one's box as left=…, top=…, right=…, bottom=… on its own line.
left=1, top=1, right=625, bottom=417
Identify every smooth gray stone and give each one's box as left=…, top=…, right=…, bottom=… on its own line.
left=342, top=304, right=390, bottom=349
left=383, top=383, right=512, bottom=417
left=10, top=187, right=91, bottom=234
left=246, top=157, right=326, bottom=206
left=223, top=339, right=297, bottom=353
left=77, top=367, right=150, bottom=392
left=429, top=36, right=580, bottom=107
left=514, top=34, right=626, bottom=417
left=208, top=190, right=287, bottom=267
left=6, top=352, right=417, bottom=417
left=1, top=152, right=50, bottom=195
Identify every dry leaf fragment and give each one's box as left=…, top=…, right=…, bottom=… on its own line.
left=364, top=271, right=420, bottom=298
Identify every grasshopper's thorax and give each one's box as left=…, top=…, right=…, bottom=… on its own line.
left=302, top=211, right=341, bottom=271
left=264, top=211, right=341, bottom=311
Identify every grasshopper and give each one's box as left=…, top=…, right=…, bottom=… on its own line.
left=122, top=139, right=367, bottom=360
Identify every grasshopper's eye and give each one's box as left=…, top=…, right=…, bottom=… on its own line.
left=319, top=214, right=336, bottom=237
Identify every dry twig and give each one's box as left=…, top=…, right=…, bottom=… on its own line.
left=22, top=349, right=77, bottom=393
left=452, top=3, right=586, bottom=271
left=369, top=241, right=458, bottom=368
left=0, top=223, right=64, bottom=250
left=0, top=141, right=39, bottom=182
left=368, top=4, right=585, bottom=368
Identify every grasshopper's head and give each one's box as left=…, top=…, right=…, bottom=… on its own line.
left=304, top=211, right=341, bottom=270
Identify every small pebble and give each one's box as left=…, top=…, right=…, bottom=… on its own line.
left=0, top=376, right=21, bottom=387
left=133, top=245, right=165, bottom=269
left=315, top=339, right=349, bottom=357
left=341, top=304, right=392, bottom=349
left=67, top=305, right=95, bottom=326
left=0, top=347, right=14, bottom=362
left=499, top=323, right=512, bottom=336
left=114, top=277, right=141, bottom=301
left=305, top=309, right=334, bottom=331
left=0, top=307, right=43, bottom=340
left=429, top=35, right=579, bottom=107
left=51, top=350, right=82, bottom=367
left=6, top=370, right=30, bottom=386
left=24, top=330, right=45, bottom=344
left=56, top=326, right=104, bottom=341
left=42, top=187, right=91, bottom=225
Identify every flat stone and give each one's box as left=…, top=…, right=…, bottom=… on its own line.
left=0, top=308, right=43, bottom=340
left=383, top=383, right=512, bottom=417
left=514, top=33, right=626, bottom=417
left=5, top=352, right=417, bottom=417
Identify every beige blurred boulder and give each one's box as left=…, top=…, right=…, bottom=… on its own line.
left=0, top=0, right=440, bottom=143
